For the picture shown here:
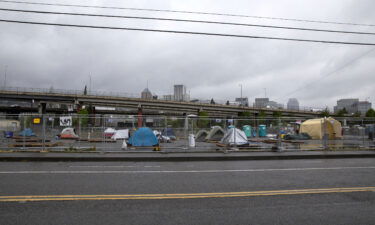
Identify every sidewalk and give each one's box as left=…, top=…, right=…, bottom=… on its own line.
left=0, top=149, right=374, bottom=162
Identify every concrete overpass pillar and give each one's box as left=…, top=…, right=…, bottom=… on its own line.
left=137, top=104, right=143, bottom=128
left=38, top=102, right=46, bottom=115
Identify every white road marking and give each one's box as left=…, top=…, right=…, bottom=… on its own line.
left=69, top=165, right=137, bottom=168
left=0, top=166, right=374, bottom=174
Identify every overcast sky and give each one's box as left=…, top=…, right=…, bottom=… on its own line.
left=0, top=0, right=374, bottom=110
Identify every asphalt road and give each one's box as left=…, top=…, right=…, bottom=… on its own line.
left=0, top=159, right=374, bottom=225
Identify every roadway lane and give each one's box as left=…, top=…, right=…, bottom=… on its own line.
left=0, top=159, right=374, bottom=224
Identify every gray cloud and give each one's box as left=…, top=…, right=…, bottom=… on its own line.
left=0, top=0, right=374, bottom=110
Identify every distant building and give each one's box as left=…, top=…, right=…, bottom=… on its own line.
left=287, top=98, right=299, bottom=110
left=254, top=98, right=269, bottom=108
left=333, top=98, right=371, bottom=115
left=235, top=97, right=249, bottom=106
left=173, top=84, right=189, bottom=101
left=334, top=99, right=359, bottom=114
left=357, top=101, right=372, bottom=115
left=266, top=101, right=284, bottom=109
left=141, top=88, right=152, bottom=99
left=162, top=95, right=173, bottom=101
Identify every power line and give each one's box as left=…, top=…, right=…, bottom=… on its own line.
left=1, top=18, right=375, bottom=46
left=0, top=0, right=374, bottom=27
left=276, top=47, right=375, bottom=101
left=1, top=7, right=375, bottom=36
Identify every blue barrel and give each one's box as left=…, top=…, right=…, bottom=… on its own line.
left=258, top=125, right=267, bottom=137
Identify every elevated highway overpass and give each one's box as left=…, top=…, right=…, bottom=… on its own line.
left=0, top=89, right=321, bottom=117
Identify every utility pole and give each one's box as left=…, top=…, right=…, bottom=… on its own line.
left=3, top=65, right=7, bottom=90
left=239, top=84, right=243, bottom=106
left=89, top=74, right=92, bottom=94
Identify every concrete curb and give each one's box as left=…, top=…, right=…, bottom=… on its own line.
left=0, top=151, right=375, bottom=162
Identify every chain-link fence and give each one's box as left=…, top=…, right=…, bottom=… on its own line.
left=0, top=114, right=374, bottom=152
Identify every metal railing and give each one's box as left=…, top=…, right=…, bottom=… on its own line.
left=0, top=114, right=374, bottom=152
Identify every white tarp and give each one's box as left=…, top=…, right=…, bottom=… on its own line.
left=220, top=128, right=248, bottom=146
left=111, top=129, right=129, bottom=140
left=104, top=128, right=116, bottom=134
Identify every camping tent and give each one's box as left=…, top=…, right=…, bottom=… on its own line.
left=60, top=127, right=79, bottom=139
left=161, top=128, right=176, bottom=140
left=220, top=128, right=248, bottom=146
left=111, top=129, right=129, bottom=140
left=205, top=126, right=225, bottom=142
left=195, top=130, right=209, bottom=142
left=104, top=128, right=116, bottom=138
left=127, top=127, right=158, bottom=147
left=19, top=128, right=36, bottom=137
left=300, top=117, right=342, bottom=140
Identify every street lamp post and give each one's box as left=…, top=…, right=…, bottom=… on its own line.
left=239, top=84, right=243, bottom=106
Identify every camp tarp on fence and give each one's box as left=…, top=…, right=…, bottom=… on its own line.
left=111, top=129, right=129, bottom=140
left=195, top=130, right=209, bottom=142
left=300, top=117, right=342, bottom=140
left=127, top=127, right=158, bottom=147
left=220, top=128, right=248, bottom=146
left=205, top=126, right=225, bottom=142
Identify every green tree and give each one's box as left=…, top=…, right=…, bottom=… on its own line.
left=320, top=108, right=330, bottom=117
left=210, top=98, right=215, bottom=105
left=238, top=111, right=252, bottom=127
left=197, top=111, right=209, bottom=128
left=336, top=108, right=348, bottom=117
left=352, top=111, right=361, bottom=117
left=83, top=85, right=87, bottom=95
left=77, top=108, right=89, bottom=127
left=366, top=108, right=375, bottom=117
left=226, top=100, right=230, bottom=105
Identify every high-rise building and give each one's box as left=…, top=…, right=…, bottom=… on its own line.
left=287, top=98, right=299, bottom=110
left=174, top=85, right=188, bottom=101
left=141, top=88, right=152, bottom=99
left=357, top=101, right=372, bottom=115
left=333, top=99, right=371, bottom=115
left=334, top=99, right=359, bottom=114
left=235, top=97, right=249, bottom=106
left=253, top=98, right=269, bottom=108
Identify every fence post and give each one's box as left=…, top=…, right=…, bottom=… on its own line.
left=23, top=115, right=26, bottom=149
left=42, top=115, right=46, bottom=151
left=323, top=118, right=328, bottom=150
left=277, top=118, right=283, bottom=152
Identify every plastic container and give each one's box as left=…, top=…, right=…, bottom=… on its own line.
left=242, top=125, right=252, bottom=137
left=188, top=134, right=195, bottom=148
left=258, top=125, right=267, bottom=137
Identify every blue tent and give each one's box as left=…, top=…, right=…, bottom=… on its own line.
left=162, top=128, right=176, bottom=137
left=128, top=127, right=158, bottom=147
left=19, top=128, right=36, bottom=137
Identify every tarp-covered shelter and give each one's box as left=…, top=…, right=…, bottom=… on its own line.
left=195, top=130, right=209, bottom=142
left=205, top=126, right=225, bottom=141
left=60, top=127, right=79, bottom=139
left=161, top=128, right=176, bottom=140
left=300, top=117, right=342, bottom=140
left=127, top=127, right=158, bottom=147
left=104, top=128, right=116, bottom=138
left=111, top=129, right=129, bottom=140
left=19, top=128, right=36, bottom=137
left=220, top=128, right=248, bottom=146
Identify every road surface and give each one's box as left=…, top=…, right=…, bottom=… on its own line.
left=0, top=159, right=374, bottom=224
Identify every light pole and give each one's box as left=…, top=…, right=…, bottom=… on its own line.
left=239, top=84, right=243, bottom=106
left=3, top=65, right=7, bottom=90
left=89, top=74, right=92, bottom=94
